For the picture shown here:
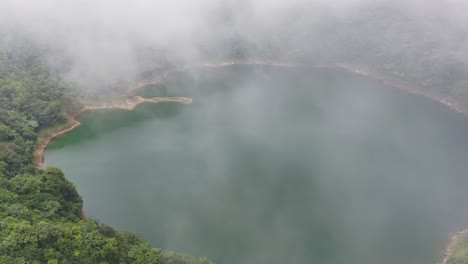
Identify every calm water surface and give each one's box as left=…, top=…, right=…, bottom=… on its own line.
left=46, top=65, right=468, bottom=264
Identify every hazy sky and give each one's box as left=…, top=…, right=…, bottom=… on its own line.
left=0, top=0, right=371, bottom=77
left=0, top=0, right=465, bottom=92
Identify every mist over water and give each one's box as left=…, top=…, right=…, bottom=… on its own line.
left=45, top=65, right=468, bottom=264
left=3, top=0, right=468, bottom=96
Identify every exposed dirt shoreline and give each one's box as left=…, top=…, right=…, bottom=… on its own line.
left=36, top=60, right=295, bottom=168
left=36, top=96, right=192, bottom=168
left=35, top=60, right=467, bottom=263
left=331, top=63, right=468, bottom=117
left=440, top=228, right=468, bottom=264
left=127, top=60, right=296, bottom=94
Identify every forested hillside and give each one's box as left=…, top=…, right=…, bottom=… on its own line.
left=210, top=1, right=468, bottom=111
left=286, top=1, right=468, bottom=111
left=0, top=39, right=212, bottom=264
left=339, top=2, right=468, bottom=110
left=2, top=0, right=468, bottom=263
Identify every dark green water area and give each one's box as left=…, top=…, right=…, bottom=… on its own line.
left=45, top=65, right=468, bottom=264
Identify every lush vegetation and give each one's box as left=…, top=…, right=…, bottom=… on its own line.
left=447, top=233, right=468, bottom=264
left=300, top=2, right=468, bottom=111
left=336, top=2, right=468, bottom=110
left=0, top=39, right=212, bottom=264
left=224, top=1, right=468, bottom=111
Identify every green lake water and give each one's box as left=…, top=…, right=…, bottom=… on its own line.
left=45, top=65, right=468, bottom=264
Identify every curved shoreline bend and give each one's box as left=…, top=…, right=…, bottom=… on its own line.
left=331, top=63, right=468, bottom=117
left=37, top=60, right=296, bottom=168
left=441, top=228, right=468, bottom=264
left=127, top=60, right=296, bottom=94
left=36, top=96, right=192, bottom=168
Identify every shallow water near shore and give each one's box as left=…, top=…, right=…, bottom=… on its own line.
left=45, top=65, right=468, bottom=264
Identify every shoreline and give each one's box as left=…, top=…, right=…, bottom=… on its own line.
left=127, top=60, right=296, bottom=94
left=37, top=60, right=296, bottom=168
left=35, top=60, right=468, bottom=263
left=441, top=227, right=468, bottom=264
left=330, top=63, right=468, bottom=117
left=36, top=96, right=192, bottom=168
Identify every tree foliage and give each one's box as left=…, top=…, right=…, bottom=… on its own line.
left=0, top=37, right=212, bottom=264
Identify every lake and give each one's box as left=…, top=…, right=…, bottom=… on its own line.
left=45, top=65, right=468, bottom=264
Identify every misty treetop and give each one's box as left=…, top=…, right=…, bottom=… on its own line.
left=0, top=39, right=70, bottom=178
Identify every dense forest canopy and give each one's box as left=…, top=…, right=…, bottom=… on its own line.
left=0, top=39, right=212, bottom=264
left=1, top=0, right=468, bottom=263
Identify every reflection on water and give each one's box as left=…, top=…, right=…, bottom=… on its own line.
left=46, top=65, right=468, bottom=264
